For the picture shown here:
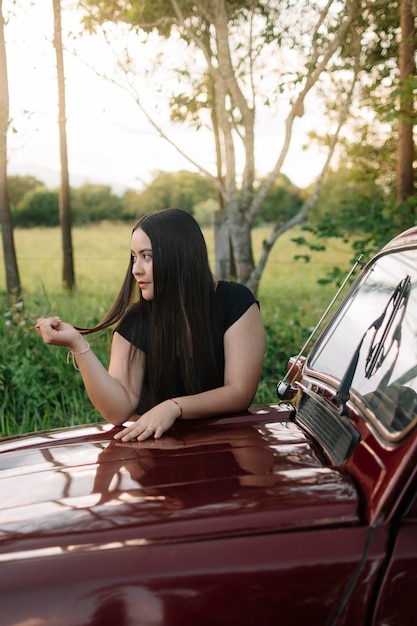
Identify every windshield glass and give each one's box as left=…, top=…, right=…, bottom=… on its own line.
left=307, top=248, right=417, bottom=437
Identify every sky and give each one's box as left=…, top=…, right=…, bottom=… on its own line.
left=3, top=1, right=327, bottom=194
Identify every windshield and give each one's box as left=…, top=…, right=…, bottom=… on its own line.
left=307, top=248, right=417, bottom=438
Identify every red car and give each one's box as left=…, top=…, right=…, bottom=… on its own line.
left=1, top=227, right=417, bottom=626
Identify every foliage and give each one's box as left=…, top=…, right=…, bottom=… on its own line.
left=82, top=0, right=283, bottom=39
left=71, top=184, right=124, bottom=224
left=307, top=165, right=387, bottom=227
left=136, top=170, right=217, bottom=214
left=7, top=175, right=45, bottom=209
left=13, top=187, right=59, bottom=227
left=193, top=197, right=218, bottom=227
left=256, top=312, right=308, bottom=405
left=299, top=20, right=417, bottom=275
left=7, top=168, right=304, bottom=232
left=297, top=185, right=417, bottom=282
left=254, top=175, right=303, bottom=226
left=281, top=1, right=416, bottom=285
left=6, top=171, right=219, bottom=228
left=121, top=188, right=149, bottom=222
left=0, top=300, right=105, bottom=436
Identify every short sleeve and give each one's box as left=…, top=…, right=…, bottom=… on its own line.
left=115, top=302, right=147, bottom=350
left=214, top=281, right=258, bottom=331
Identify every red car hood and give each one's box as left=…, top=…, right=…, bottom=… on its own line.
left=0, top=406, right=360, bottom=557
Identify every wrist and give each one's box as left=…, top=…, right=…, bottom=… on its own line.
left=70, top=337, right=90, bottom=355
left=169, top=398, right=183, bottom=418
left=67, top=339, right=91, bottom=371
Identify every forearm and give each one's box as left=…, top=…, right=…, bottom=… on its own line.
left=35, top=317, right=139, bottom=425
left=173, top=383, right=255, bottom=421
left=71, top=342, right=137, bottom=425
left=113, top=385, right=254, bottom=443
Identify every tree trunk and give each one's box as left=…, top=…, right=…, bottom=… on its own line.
left=52, top=0, right=75, bottom=290
left=214, top=210, right=230, bottom=279
left=0, top=0, right=21, bottom=302
left=397, top=0, right=415, bottom=208
left=208, top=0, right=360, bottom=292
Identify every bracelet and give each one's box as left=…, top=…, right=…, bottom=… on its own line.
left=66, top=342, right=91, bottom=371
left=169, top=398, right=183, bottom=418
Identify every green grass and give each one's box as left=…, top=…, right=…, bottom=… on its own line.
left=0, top=223, right=353, bottom=435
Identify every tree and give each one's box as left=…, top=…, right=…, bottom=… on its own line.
left=71, top=183, right=124, bottom=223
left=7, top=175, right=45, bottom=208
left=253, top=175, right=303, bottom=226
left=344, top=1, right=416, bottom=222
left=14, top=187, right=59, bottom=227
left=79, top=0, right=363, bottom=293
left=0, top=0, right=21, bottom=301
left=119, top=170, right=218, bottom=224
left=298, top=0, right=417, bottom=265
left=397, top=0, right=415, bottom=207
left=135, top=170, right=217, bottom=215
left=52, top=0, right=75, bottom=289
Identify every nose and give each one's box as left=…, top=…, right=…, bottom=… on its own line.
left=132, top=257, right=143, bottom=276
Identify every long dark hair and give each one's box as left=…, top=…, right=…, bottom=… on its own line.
left=81, top=208, right=221, bottom=405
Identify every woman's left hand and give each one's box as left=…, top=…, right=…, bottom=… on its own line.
left=113, top=399, right=181, bottom=442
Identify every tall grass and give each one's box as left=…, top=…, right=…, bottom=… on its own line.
left=0, top=223, right=353, bottom=435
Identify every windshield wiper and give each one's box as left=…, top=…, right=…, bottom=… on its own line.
left=364, top=275, right=410, bottom=378
left=335, top=275, right=411, bottom=416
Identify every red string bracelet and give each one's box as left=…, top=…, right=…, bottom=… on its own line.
left=169, top=398, right=183, bottom=417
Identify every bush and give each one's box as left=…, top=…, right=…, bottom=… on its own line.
left=254, top=311, right=307, bottom=404
left=194, top=198, right=218, bottom=227
left=254, top=176, right=304, bottom=226
left=13, top=188, right=59, bottom=227
left=71, top=184, right=124, bottom=224
left=0, top=300, right=108, bottom=436
left=8, top=175, right=44, bottom=208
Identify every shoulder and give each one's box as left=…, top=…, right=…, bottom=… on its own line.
left=116, top=302, right=140, bottom=328
left=214, top=281, right=259, bottom=331
left=115, top=302, right=149, bottom=349
left=215, top=280, right=258, bottom=305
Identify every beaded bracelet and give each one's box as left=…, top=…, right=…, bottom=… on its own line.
left=66, top=342, right=91, bottom=371
left=169, top=398, right=183, bottom=417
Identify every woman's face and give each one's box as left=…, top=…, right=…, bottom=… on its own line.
left=131, top=228, right=154, bottom=301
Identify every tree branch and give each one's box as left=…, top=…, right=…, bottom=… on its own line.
left=247, top=46, right=361, bottom=293
left=249, top=0, right=361, bottom=221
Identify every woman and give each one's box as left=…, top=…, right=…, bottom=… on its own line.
left=36, top=208, right=266, bottom=441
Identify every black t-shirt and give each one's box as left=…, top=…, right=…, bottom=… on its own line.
left=115, top=280, right=258, bottom=408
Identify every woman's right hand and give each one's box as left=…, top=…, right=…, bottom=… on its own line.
left=35, top=317, right=86, bottom=352
left=36, top=318, right=140, bottom=427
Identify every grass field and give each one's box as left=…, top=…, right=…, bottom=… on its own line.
left=0, top=222, right=355, bottom=435
left=1, top=223, right=354, bottom=318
